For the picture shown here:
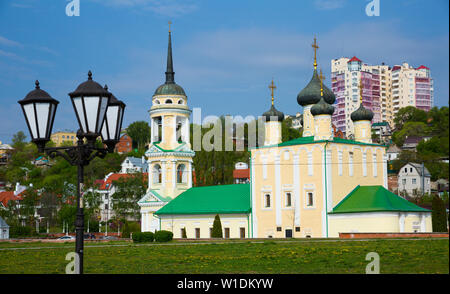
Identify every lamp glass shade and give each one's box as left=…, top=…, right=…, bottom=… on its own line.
left=101, top=100, right=125, bottom=142
left=71, top=95, right=109, bottom=136
left=19, top=81, right=58, bottom=143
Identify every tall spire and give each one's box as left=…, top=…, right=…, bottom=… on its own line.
left=165, top=21, right=175, bottom=84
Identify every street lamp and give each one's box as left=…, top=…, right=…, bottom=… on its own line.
left=101, top=85, right=125, bottom=153
left=18, top=71, right=126, bottom=274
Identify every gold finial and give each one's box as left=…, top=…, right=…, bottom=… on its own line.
left=319, top=69, right=325, bottom=97
left=312, top=36, right=319, bottom=70
left=269, top=79, right=276, bottom=106
left=168, top=21, right=172, bottom=33
left=359, top=78, right=363, bottom=104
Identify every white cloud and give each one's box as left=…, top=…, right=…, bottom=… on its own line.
left=314, top=0, right=346, bottom=10
left=89, top=0, right=198, bottom=17
left=0, top=35, right=23, bottom=48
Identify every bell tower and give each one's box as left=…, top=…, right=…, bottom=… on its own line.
left=146, top=25, right=195, bottom=200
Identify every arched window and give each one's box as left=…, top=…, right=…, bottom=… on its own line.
left=153, top=164, right=162, bottom=184
left=178, top=100, right=184, bottom=105
left=264, top=194, right=271, bottom=208
left=177, top=164, right=186, bottom=183
left=165, top=99, right=173, bottom=104
left=154, top=100, right=160, bottom=105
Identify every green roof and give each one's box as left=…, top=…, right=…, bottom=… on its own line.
left=330, top=185, right=431, bottom=214
left=253, top=136, right=386, bottom=150
left=155, top=184, right=251, bottom=215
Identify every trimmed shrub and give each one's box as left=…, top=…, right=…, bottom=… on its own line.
left=211, top=214, right=223, bottom=238
left=432, top=195, right=448, bottom=232
left=122, top=221, right=141, bottom=238
left=154, top=230, right=173, bottom=242
left=9, top=226, right=36, bottom=238
left=132, top=232, right=154, bottom=243
left=182, top=228, right=187, bottom=239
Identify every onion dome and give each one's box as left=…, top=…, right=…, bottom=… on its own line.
left=351, top=104, right=374, bottom=122
left=154, top=31, right=186, bottom=96
left=311, top=97, right=335, bottom=116
left=297, top=69, right=336, bottom=106
left=69, top=71, right=109, bottom=97
left=263, top=105, right=285, bottom=122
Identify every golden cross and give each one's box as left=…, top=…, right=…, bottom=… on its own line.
left=269, top=79, right=276, bottom=105
left=168, top=21, right=172, bottom=33
left=312, top=36, right=319, bottom=69
left=319, top=69, right=325, bottom=97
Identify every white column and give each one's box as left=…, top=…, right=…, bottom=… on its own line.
left=173, top=115, right=177, bottom=143
left=362, top=152, right=367, bottom=177
left=420, top=213, right=426, bottom=232
left=161, top=115, right=165, bottom=143
left=150, top=118, right=154, bottom=143
left=162, top=161, right=167, bottom=186
left=148, top=160, right=154, bottom=189
left=251, top=156, right=258, bottom=238
left=275, top=155, right=281, bottom=227
left=187, top=161, right=193, bottom=188
left=293, top=154, right=300, bottom=226
left=399, top=213, right=405, bottom=232
left=185, top=117, right=190, bottom=144
left=172, top=160, right=177, bottom=190
left=326, top=149, right=333, bottom=212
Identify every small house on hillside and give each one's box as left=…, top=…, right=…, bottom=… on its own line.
left=0, top=216, right=9, bottom=239
left=398, top=163, right=431, bottom=196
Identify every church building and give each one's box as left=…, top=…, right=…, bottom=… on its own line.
left=138, top=30, right=432, bottom=239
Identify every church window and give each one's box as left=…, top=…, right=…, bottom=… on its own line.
left=178, top=100, right=184, bottom=105
left=295, top=227, right=300, bottom=232
left=153, top=164, right=162, bottom=183
left=224, top=228, right=230, bottom=239
left=307, top=192, right=314, bottom=207
left=177, top=164, right=186, bottom=183
left=195, top=228, right=200, bottom=238
left=285, top=192, right=292, bottom=207
left=165, top=99, right=173, bottom=104
left=264, top=194, right=271, bottom=208
left=276, top=227, right=282, bottom=232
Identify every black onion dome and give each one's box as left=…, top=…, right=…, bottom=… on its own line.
left=154, top=31, right=186, bottom=96
left=263, top=105, right=285, bottom=122
left=311, top=97, right=335, bottom=116
left=351, top=104, right=374, bottom=122
left=297, top=69, right=336, bottom=106
left=69, top=71, right=109, bottom=97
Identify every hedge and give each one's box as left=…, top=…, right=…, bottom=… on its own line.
left=154, top=230, right=173, bottom=242
left=132, top=232, right=154, bottom=243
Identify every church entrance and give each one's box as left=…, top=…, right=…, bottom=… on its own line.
left=285, top=229, right=293, bottom=238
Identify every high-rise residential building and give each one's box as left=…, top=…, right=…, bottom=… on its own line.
left=331, top=56, right=381, bottom=137
left=331, top=58, right=433, bottom=137
left=391, top=63, right=433, bottom=115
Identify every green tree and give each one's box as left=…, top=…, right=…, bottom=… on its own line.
left=126, top=121, right=151, bottom=151
left=393, top=106, right=428, bottom=131
left=11, top=131, right=27, bottom=151
left=211, top=214, right=223, bottom=238
left=431, top=195, right=448, bottom=232
left=111, top=173, right=147, bottom=221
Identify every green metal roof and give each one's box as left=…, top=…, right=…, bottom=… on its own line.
left=329, top=185, right=431, bottom=214
left=252, top=136, right=386, bottom=150
left=155, top=184, right=251, bottom=215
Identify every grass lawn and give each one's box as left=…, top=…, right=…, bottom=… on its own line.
left=0, top=238, right=448, bottom=274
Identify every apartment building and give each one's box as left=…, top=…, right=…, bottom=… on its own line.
left=50, top=131, right=77, bottom=146
left=331, top=56, right=381, bottom=137
left=391, top=63, right=433, bottom=116
left=331, top=58, right=433, bottom=136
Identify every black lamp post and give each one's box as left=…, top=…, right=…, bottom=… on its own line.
left=18, top=72, right=126, bottom=274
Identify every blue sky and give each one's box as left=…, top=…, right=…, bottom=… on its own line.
left=0, top=0, right=448, bottom=143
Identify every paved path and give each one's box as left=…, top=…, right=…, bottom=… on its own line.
left=0, top=238, right=446, bottom=251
